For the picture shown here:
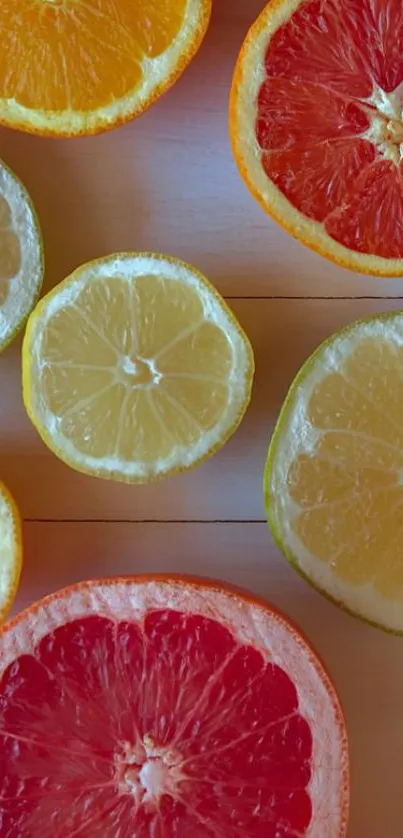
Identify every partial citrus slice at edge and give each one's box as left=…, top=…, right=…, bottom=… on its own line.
left=230, top=0, right=403, bottom=276
left=0, top=0, right=212, bottom=137
left=0, top=159, right=43, bottom=351
left=0, top=575, right=349, bottom=836
left=264, top=311, right=403, bottom=633
left=22, top=252, right=254, bottom=483
left=0, top=482, right=22, bottom=620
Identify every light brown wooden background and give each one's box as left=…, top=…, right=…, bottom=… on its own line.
left=1, top=1, right=401, bottom=834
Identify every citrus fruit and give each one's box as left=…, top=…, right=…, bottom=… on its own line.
left=0, top=160, right=43, bottom=351
left=0, top=0, right=211, bottom=137
left=230, top=0, right=403, bottom=276
left=22, top=253, right=254, bottom=483
left=0, top=481, right=22, bottom=620
left=0, top=575, right=349, bottom=836
left=264, top=311, right=403, bottom=633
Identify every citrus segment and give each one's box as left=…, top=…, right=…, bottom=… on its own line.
left=230, top=0, right=403, bottom=274
left=22, top=253, right=254, bottom=482
left=0, top=482, right=22, bottom=620
left=0, top=0, right=211, bottom=136
left=265, top=312, right=403, bottom=632
left=0, top=160, right=43, bottom=350
left=0, top=576, right=349, bottom=836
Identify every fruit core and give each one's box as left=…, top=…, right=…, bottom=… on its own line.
left=366, top=85, right=403, bottom=164
left=118, top=737, right=185, bottom=807
left=0, top=610, right=316, bottom=835
left=117, top=356, right=162, bottom=388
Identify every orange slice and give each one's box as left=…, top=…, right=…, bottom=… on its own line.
left=0, top=159, right=43, bottom=351
left=22, top=253, right=254, bottom=483
left=0, top=0, right=211, bottom=137
left=0, top=482, right=22, bottom=620
left=265, top=311, right=403, bottom=633
left=0, top=575, right=349, bottom=836
left=230, top=0, right=403, bottom=275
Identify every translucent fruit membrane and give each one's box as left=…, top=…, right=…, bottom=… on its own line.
left=0, top=0, right=187, bottom=111
left=257, top=0, right=403, bottom=257
left=288, top=327, right=403, bottom=602
left=0, top=194, right=20, bottom=293
left=0, top=609, right=314, bottom=837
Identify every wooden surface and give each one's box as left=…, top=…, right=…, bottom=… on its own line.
left=1, top=1, right=402, bottom=835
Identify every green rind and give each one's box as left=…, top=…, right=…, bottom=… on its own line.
left=263, top=308, right=403, bottom=636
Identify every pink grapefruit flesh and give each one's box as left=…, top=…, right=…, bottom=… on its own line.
left=0, top=577, right=349, bottom=836
left=259, top=0, right=403, bottom=257
left=232, top=0, right=403, bottom=273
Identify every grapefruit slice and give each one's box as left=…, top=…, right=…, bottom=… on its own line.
left=265, top=311, right=403, bottom=633
left=0, top=481, right=22, bottom=620
left=0, top=159, right=43, bottom=351
left=230, top=0, right=403, bottom=275
left=22, top=253, right=254, bottom=483
left=0, top=576, right=349, bottom=837
left=0, top=0, right=211, bottom=137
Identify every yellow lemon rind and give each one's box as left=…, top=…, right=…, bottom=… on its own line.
left=22, top=251, right=255, bottom=484
left=0, top=159, right=44, bottom=353
left=0, top=481, right=23, bottom=621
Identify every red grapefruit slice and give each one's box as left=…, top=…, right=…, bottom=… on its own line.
left=230, top=0, right=403, bottom=275
left=0, top=576, right=349, bottom=837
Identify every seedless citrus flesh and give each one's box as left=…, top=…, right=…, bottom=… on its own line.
left=0, top=576, right=349, bottom=836
left=22, top=253, right=254, bottom=483
left=0, top=160, right=43, bottom=351
left=0, top=0, right=211, bottom=136
left=0, top=482, right=22, bottom=620
left=265, top=312, right=403, bottom=632
left=230, top=0, right=403, bottom=275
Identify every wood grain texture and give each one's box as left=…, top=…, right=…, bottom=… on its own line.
left=12, top=520, right=403, bottom=838
left=1, top=298, right=402, bottom=521
left=1, top=0, right=403, bottom=300
left=0, top=0, right=402, bottom=835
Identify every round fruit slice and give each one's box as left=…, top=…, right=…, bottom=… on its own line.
left=0, top=575, right=349, bottom=836
left=230, top=0, right=403, bottom=275
left=0, top=482, right=22, bottom=620
left=0, top=160, right=43, bottom=351
left=22, top=253, right=254, bottom=483
left=264, top=311, right=403, bottom=633
left=0, top=0, right=211, bottom=137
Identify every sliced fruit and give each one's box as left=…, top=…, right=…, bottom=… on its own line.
left=0, top=159, right=43, bottom=351
left=264, top=311, right=403, bottom=632
left=0, top=575, right=349, bottom=836
left=0, top=0, right=211, bottom=137
left=230, top=0, right=403, bottom=275
left=22, top=252, right=254, bottom=483
left=0, top=482, right=22, bottom=620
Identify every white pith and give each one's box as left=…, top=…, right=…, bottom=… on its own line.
left=116, top=736, right=187, bottom=807
left=268, top=314, right=403, bottom=632
left=363, top=83, right=403, bottom=164
left=0, top=486, right=20, bottom=612
left=0, top=161, right=42, bottom=348
left=23, top=253, right=253, bottom=481
left=0, top=578, right=349, bottom=837
left=0, top=0, right=208, bottom=134
left=231, top=0, right=403, bottom=273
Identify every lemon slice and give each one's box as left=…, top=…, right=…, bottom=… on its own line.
left=23, top=253, right=254, bottom=483
left=265, top=311, right=403, bottom=633
left=0, top=160, right=43, bottom=351
left=0, top=482, right=22, bottom=619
